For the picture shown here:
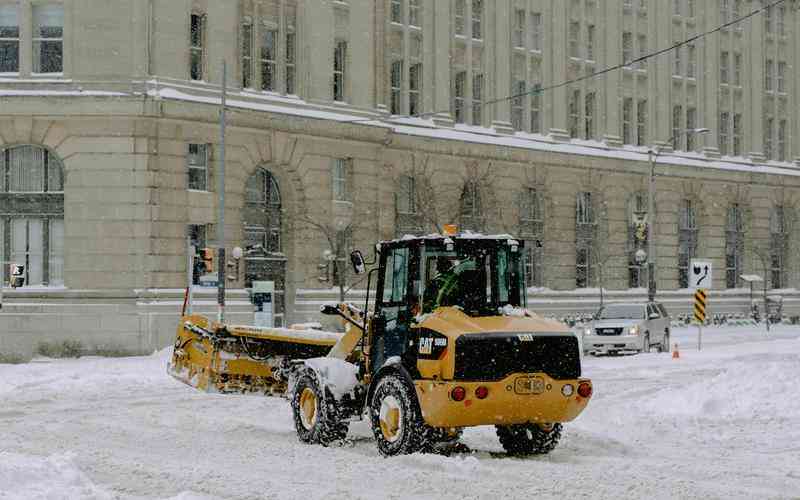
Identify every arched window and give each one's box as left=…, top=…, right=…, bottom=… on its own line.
left=770, top=205, right=787, bottom=289
left=244, top=168, right=281, bottom=253
left=678, top=198, right=698, bottom=288
left=519, top=187, right=543, bottom=286
left=627, top=192, right=648, bottom=288
left=459, top=181, right=484, bottom=232
left=725, top=203, right=744, bottom=288
left=0, top=145, right=65, bottom=286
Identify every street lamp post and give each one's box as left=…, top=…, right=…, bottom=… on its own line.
left=647, top=128, right=710, bottom=302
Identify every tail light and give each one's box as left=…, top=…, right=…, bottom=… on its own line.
left=577, top=382, right=593, bottom=398
left=451, top=386, right=467, bottom=401
left=475, top=386, right=489, bottom=399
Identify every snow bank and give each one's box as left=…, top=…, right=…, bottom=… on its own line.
left=0, top=452, right=113, bottom=500
left=498, top=304, right=529, bottom=317
left=303, top=357, right=359, bottom=399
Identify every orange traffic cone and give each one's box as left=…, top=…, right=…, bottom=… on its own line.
left=672, top=343, right=680, bottom=359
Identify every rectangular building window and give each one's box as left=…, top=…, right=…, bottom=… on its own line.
left=764, top=116, right=774, bottom=160
left=0, top=5, right=19, bottom=73
left=453, top=70, right=466, bottom=123
left=778, top=119, right=787, bottom=161
left=33, top=4, right=64, bottom=74
left=720, top=51, right=729, bottom=84
left=765, top=6, right=773, bottom=33
left=569, top=89, right=580, bottom=139
left=765, top=60, right=774, bottom=90
left=409, top=63, right=422, bottom=116
left=261, top=29, right=277, bottom=91
left=587, top=25, right=595, bottom=61
left=721, top=0, right=730, bottom=23
left=513, top=9, right=525, bottom=48
left=332, top=158, right=348, bottom=201
left=622, top=32, right=633, bottom=67
left=241, top=19, right=253, bottom=88
left=511, top=80, right=525, bottom=131
left=584, top=92, right=595, bottom=140
left=390, top=60, right=403, bottom=114
left=725, top=204, right=743, bottom=289
left=569, top=22, right=580, bottom=58
left=523, top=187, right=542, bottom=221
left=576, top=191, right=593, bottom=224
left=733, top=52, right=741, bottom=86
left=733, top=113, right=743, bottom=156
left=778, top=5, right=786, bottom=36
left=636, top=34, right=647, bottom=70
left=455, top=0, right=465, bottom=36
left=637, top=99, right=647, bottom=146
left=687, top=44, right=696, bottom=78
left=678, top=199, right=697, bottom=288
left=733, top=0, right=741, bottom=19
left=530, top=83, right=542, bottom=133
left=673, top=44, right=681, bottom=76
left=530, top=12, right=542, bottom=51
left=622, top=97, right=633, bottom=144
left=333, top=40, right=347, bottom=101
left=777, top=61, right=786, bottom=93
left=409, top=0, right=421, bottom=27
left=673, top=0, right=681, bottom=16
left=286, top=31, right=296, bottom=94
left=719, top=112, right=729, bottom=155
left=391, top=0, right=404, bottom=23
left=472, top=73, right=483, bottom=125
left=770, top=206, right=786, bottom=288
left=471, top=0, right=483, bottom=39
left=672, top=105, right=683, bottom=150
left=187, top=144, right=209, bottom=191
left=686, top=107, right=697, bottom=150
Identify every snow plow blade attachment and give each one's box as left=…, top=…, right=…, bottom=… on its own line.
left=168, top=314, right=343, bottom=395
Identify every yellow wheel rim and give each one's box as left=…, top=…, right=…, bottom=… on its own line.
left=379, top=396, right=402, bottom=443
left=299, top=387, right=318, bottom=430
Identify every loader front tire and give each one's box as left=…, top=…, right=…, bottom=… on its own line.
left=291, top=370, right=348, bottom=446
left=369, top=374, right=425, bottom=456
left=496, top=423, right=562, bottom=456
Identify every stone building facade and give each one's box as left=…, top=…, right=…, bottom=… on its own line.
left=2, top=0, right=800, bottom=353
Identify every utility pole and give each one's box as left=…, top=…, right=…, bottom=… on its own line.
left=217, top=60, right=227, bottom=323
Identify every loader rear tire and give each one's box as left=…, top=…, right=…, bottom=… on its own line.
left=291, top=370, right=348, bottom=446
left=369, top=374, right=425, bottom=456
left=496, top=423, right=562, bottom=456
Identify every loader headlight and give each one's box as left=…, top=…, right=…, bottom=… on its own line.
left=584, top=328, right=592, bottom=336
left=629, top=326, right=639, bottom=335
left=561, top=384, right=574, bottom=397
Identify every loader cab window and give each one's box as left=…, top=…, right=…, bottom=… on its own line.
left=421, top=239, right=524, bottom=316
left=374, top=244, right=418, bottom=372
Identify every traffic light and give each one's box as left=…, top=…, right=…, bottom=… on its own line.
left=9, top=264, right=25, bottom=288
left=200, top=248, right=214, bottom=273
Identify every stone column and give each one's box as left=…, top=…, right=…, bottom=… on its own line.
left=491, top=1, right=513, bottom=134
left=602, top=1, right=621, bottom=146
left=431, top=0, right=453, bottom=126
left=702, top=3, right=720, bottom=156
left=548, top=0, right=569, bottom=140
left=349, top=0, right=373, bottom=109
left=302, top=0, right=334, bottom=103
left=748, top=4, right=765, bottom=162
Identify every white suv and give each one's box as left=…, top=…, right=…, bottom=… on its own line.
left=583, top=302, right=671, bottom=355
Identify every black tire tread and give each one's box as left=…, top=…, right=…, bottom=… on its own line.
left=496, top=423, right=563, bottom=456
left=291, top=369, right=348, bottom=446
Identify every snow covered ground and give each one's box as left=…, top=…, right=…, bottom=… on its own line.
left=1, top=325, right=799, bottom=500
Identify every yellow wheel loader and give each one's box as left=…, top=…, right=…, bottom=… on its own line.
left=169, top=231, right=592, bottom=456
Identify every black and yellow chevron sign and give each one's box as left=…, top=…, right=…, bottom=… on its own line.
left=694, top=289, right=708, bottom=323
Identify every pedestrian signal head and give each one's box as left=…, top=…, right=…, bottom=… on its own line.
left=201, top=248, right=214, bottom=273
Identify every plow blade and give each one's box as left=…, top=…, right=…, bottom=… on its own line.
left=168, top=315, right=343, bottom=396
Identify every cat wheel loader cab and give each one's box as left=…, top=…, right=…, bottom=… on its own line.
left=343, top=232, right=592, bottom=456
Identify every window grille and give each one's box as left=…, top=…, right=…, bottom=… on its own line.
left=33, top=4, right=63, bottom=74
left=0, top=4, right=19, bottom=73
left=187, top=144, right=209, bottom=191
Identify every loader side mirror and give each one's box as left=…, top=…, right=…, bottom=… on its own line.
left=350, top=250, right=366, bottom=275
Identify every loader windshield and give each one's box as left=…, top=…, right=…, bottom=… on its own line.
left=420, top=239, right=525, bottom=316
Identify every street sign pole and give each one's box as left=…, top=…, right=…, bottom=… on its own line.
left=217, top=59, right=227, bottom=323
left=693, top=289, right=707, bottom=351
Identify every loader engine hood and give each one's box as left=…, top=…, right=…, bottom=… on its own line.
left=412, top=307, right=581, bottom=381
